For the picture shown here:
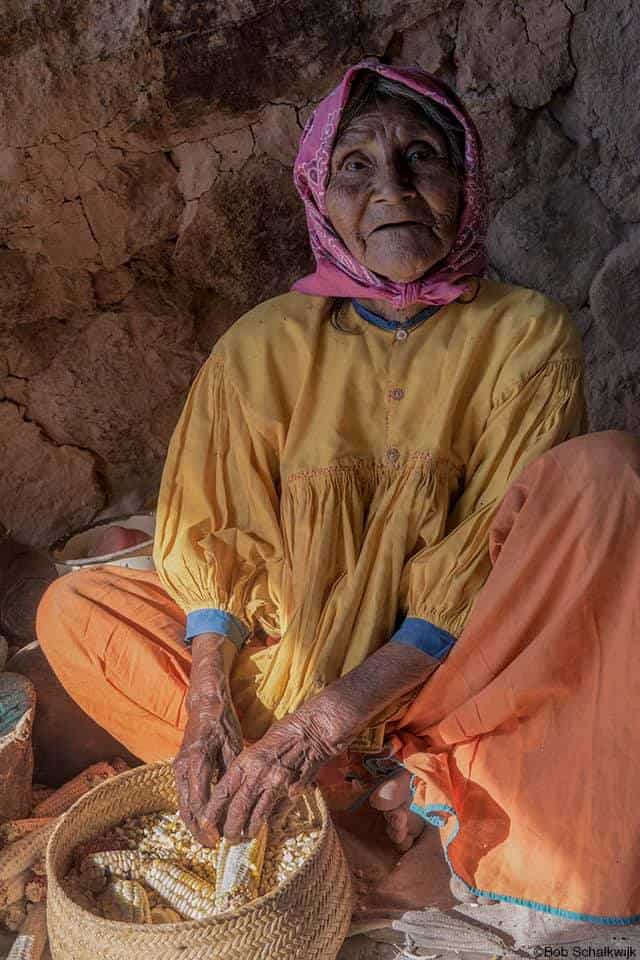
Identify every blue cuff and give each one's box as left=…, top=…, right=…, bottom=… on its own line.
left=184, top=609, right=250, bottom=652
left=390, top=616, right=456, bottom=661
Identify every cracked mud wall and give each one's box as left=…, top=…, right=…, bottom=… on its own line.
left=0, top=0, right=638, bottom=548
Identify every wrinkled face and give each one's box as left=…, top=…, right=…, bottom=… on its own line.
left=325, top=97, right=462, bottom=283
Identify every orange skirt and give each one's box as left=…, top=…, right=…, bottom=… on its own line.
left=37, top=430, right=640, bottom=922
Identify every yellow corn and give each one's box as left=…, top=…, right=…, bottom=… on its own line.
left=79, top=850, right=145, bottom=893
left=214, top=824, right=268, bottom=913
left=29, top=858, right=46, bottom=878
left=24, top=875, right=47, bottom=904
left=150, top=905, right=183, bottom=924
left=0, top=819, right=56, bottom=848
left=7, top=901, right=48, bottom=960
left=29, top=787, right=55, bottom=809
left=0, top=899, right=27, bottom=931
left=99, top=879, right=151, bottom=924
left=0, top=823, right=55, bottom=884
left=32, top=763, right=116, bottom=818
left=142, top=860, right=219, bottom=921
left=0, top=870, right=28, bottom=909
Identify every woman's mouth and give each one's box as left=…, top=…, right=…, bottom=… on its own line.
left=371, top=220, right=430, bottom=233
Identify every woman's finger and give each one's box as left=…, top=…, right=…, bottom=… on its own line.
left=192, top=740, right=217, bottom=812
left=173, top=755, right=198, bottom=835
left=221, top=778, right=263, bottom=842
left=245, top=785, right=283, bottom=839
left=204, top=761, right=244, bottom=830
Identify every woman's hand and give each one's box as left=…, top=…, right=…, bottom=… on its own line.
left=174, top=632, right=243, bottom=847
left=205, top=640, right=441, bottom=842
left=203, top=707, right=339, bottom=843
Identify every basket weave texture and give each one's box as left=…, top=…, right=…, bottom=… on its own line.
left=46, top=760, right=353, bottom=960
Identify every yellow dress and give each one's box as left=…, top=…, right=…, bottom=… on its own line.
left=153, top=278, right=585, bottom=742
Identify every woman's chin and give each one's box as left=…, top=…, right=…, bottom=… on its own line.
left=374, top=264, right=438, bottom=284
left=366, top=250, right=448, bottom=285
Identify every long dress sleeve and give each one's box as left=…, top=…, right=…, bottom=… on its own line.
left=392, top=349, right=585, bottom=661
left=153, top=351, right=283, bottom=648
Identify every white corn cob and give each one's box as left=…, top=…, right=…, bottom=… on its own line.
left=0, top=823, right=55, bottom=884
left=0, top=870, right=28, bottom=909
left=98, top=879, right=151, bottom=924
left=142, top=860, right=219, bottom=921
left=32, top=763, right=116, bottom=818
left=215, top=824, right=268, bottom=913
left=7, top=901, right=48, bottom=960
left=79, top=850, right=145, bottom=893
left=150, top=905, right=183, bottom=924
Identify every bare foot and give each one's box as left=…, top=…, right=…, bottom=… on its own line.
left=369, top=770, right=496, bottom=904
left=369, top=769, right=426, bottom=852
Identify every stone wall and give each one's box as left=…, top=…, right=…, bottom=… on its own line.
left=0, top=0, right=637, bottom=548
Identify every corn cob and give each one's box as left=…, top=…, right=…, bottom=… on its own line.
left=98, top=879, right=151, bottom=924
left=214, top=824, right=268, bottom=913
left=110, top=758, right=131, bottom=774
left=150, top=905, right=183, bottom=924
left=30, top=787, right=55, bottom=809
left=142, top=860, right=219, bottom=921
left=0, top=819, right=56, bottom=848
left=7, top=901, right=47, bottom=960
left=29, top=858, right=46, bottom=878
left=24, top=875, right=47, bottom=904
left=79, top=850, right=145, bottom=893
left=32, top=763, right=116, bottom=818
left=0, top=899, right=27, bottom=931
left=0, top=823, right=55, bottom=884
left=0, top=870, right=28, bottom=909
left=73, top=835, right=131, bottom=869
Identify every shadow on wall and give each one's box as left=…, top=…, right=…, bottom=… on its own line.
left=0, top=0, right=638, bottom=548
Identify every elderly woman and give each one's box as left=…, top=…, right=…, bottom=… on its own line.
left=37, top=59, right=640, bottom=924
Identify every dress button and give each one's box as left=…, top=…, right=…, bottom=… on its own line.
left=386, top=447, right=400, bottom=464
left=395, top=328, right=409, bottom=341
left=390, top=387, right=405, bottom=401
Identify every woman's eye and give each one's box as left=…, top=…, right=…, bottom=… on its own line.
left=406, top=145, right=436, bottom=163
left=343, top=157, right=369, bottom=172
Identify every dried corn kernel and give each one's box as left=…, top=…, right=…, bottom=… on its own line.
left=65, top=793, right=320, bottom=924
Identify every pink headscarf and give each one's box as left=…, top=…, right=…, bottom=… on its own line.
left=291, top=58, right=489, bottom=309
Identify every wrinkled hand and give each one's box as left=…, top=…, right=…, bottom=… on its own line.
left=203, top=710, right=341, bottom=843
left=173, top=634, right=243, bottom=847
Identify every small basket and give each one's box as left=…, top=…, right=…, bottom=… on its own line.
left=46, top=761, right=353, bottom=960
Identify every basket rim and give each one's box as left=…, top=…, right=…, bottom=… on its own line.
left=47, top=759, right=334, bottom=932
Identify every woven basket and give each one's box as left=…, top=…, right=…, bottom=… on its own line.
left=46, top=761, right=353, bottom=960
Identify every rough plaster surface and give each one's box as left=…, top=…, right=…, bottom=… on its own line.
left=0, top=0, right=638, bottom=547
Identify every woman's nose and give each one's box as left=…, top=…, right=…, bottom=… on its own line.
left=371, top=160, right=417, bottom=203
